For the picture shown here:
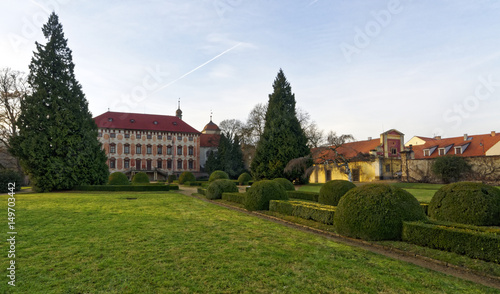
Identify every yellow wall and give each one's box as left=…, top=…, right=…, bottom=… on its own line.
left=310, top=161, right=379, bottom=183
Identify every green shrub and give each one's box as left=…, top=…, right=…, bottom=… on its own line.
left=270, top=200, right=336, bottom=225
left=222, top=192, right=246, bottom=204
left=168, top=184, right=179, bottom=190
left=318, top=180, right=356, bottom=206
left=244, top=180, right=288, bottom=211
left=428, top=182, right=500, bottom=226
left=0, top=169, right=22, bottom=193
left=237, top=172, right=252, bottom=185
left=334, top=184, right=426, bottom=241
left=206, top=179, right=238, bottom=200
left=74, top=185, right=170, bottom=191
left=197, top=187, right=207, bottom=195
left=108, top=172, right=129, bottom=185
left=167, top=174, right=177, bottom=183
left=431, top=155, right=470, bottom=183
left=178, top=171, right=196, bottom=185
left=402, top=220, right=500, bottom=263
left=132, top=172, right=150, bottom=184
left=209, top=170, right=229, bottom=182
left=287, top=191, right=319, bottom=202
left=272, top=178, right=295, bottom=191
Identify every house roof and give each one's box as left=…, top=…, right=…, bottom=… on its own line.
left=202, top=121, right=220, bottom=133
left=312, top=138, right=381, bottom=163
left=200, top=133, right=221, bottom=148
left=94, top=111, right=200, bottom=134
left=411, top=132, right=500, bottom=159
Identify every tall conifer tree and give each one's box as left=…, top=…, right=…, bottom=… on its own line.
left=9, top=13, right=108, bottom=191
left=251, top=69, right=310, bottom=180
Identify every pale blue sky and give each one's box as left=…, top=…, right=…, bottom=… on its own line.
left=1, top=0, right=500, bottom=141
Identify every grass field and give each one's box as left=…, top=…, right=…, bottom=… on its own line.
left=1, top=191, right=499, bottom=293
left=298, top=182, right=442, bottom=203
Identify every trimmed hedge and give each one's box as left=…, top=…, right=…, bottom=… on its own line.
left=0, top=169, right=22, bottom=193
left=108, top=172, right=129, bottom=185
left=169, top=184, right=179, bottom=190
left=429, top=182, right=500, bottom=226
left=318, top=180, right=356, bottom=206
left=272, top=178, right=295, bottom=191
left=244, top=180, right=288, bottom=211
left=334, top=184, right=427, bottom=241
left=74, top=185, right=172, bottom=191
left=402, top=220, right=500, bottom=263
left=287, top=191, right=319, bottom=202
left=132, top=172, right=150, bottom=184
left=270, top=200, right=336, bottom=225
left=209, top=170, right=229, bottom=182
left=222, top=192, right=246, bottom=204
left=197, top=187, right=207, bottom=195
left=237, top=172, right=252, bottom=185
left=179, top=171, right=196, bottom=185
left=206, top=179, right=238, bottom=200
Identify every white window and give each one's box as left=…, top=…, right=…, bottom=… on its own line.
left=455, top=147, right=462, bottom=154
left=438, top=148, right=445, bottom=156
left=423, top=149, right=430, bottom=156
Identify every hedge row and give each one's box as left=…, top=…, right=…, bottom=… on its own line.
left=197, top=188, right=206, bottom=195
left=402, top=221, right=500, bottom=263
left=286, top=191, right=319, bottom=202
left=270, top=200, right=336, bottom=225
left=74, top=185, right=174, bottom=191
left=222, top=192, right=246, bottom=204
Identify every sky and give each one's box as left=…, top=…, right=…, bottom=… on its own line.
left=1, top=0, right=500, bottom=142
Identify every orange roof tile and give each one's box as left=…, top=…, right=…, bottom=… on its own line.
left=312, top=138, right=381, bottom=163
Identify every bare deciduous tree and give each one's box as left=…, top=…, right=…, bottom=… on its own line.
left=0, top=68, right=29, bottom=172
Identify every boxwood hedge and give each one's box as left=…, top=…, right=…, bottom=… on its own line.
left=206, top=179, right=238, bottom=200
left=244, top=180, right=288, bottom=211
left=318, top=180, right=356, bottom=206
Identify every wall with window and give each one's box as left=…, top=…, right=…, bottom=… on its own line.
left=98, top=128, right=200, bottom=174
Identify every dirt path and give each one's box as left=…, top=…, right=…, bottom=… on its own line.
left=176, top=187, right=500, bottom=290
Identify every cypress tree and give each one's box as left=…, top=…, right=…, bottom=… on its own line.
left=251, top=69, right=310, bottom=180
left=9, top=13, right=108, bottom=192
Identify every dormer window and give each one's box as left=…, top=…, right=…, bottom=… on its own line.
left=438, top=148, right=446, bottom=156
left=423, top=149, right=430, bottom=156
left=108, top=118, right=113, bottom=122
left=455, top=146, right=462, bottom=154
left=130, top=119, right=135, bottom=123
left=153, top=121, right=158, bottom=125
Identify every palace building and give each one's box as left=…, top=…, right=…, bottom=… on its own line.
left=94, top=105, right=211, bottom=180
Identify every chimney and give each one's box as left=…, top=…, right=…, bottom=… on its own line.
left=434, top=136, right=441, bottom=140
left=368, top=137, right=372, bottom=141
left=492, top=131, right=496, bottom=137
left=464, top=134, right=468, bottom=141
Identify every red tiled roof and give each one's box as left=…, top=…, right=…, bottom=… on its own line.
left=94, top=111, right=200, bottom=134
left=411, top=132, right=500, bottom=159
left=200, top=133, right=220, bottom=148
left=312, top=138, right=381, bottom=163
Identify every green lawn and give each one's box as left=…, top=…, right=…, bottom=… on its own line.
left=1, top=191, right=498, bottom=293
left=298, top=182, right=440, bottom=203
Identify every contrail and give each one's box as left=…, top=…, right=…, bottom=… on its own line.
left=154, top=42, right=242, bottom=93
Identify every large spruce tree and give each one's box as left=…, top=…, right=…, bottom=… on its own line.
left=204, top=132, right=245, bottom=178
left=251, top=69, right=310, bottom=181
left=9, top=13, right=108, bottom=192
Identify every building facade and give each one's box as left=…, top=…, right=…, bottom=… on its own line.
left=309, top=129, right=405, bottom=183
left=94, top=110, right=201, bottom=180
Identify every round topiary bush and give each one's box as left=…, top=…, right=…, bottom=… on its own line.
left=132, top=172, right=150, bottom=184
left=334, top=184, right=426, bottom=241
left=318, top=180, right=356, bottom=206
left=167, top=174, right=177, bottom=183
left=108, top=172, right=129, bottom=185
left=238, top=172, right=252, bottom=185
left=209, top=170, right=229, bottom=182
left=244, top=180, right=288, bottom=211
left=178, top=171, right=196, bottom=185
left=206, top=179, right=238, bottom=200
left=428, top=182, right=500, bottom=226
left=272, top=178, right=295, bottom=191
